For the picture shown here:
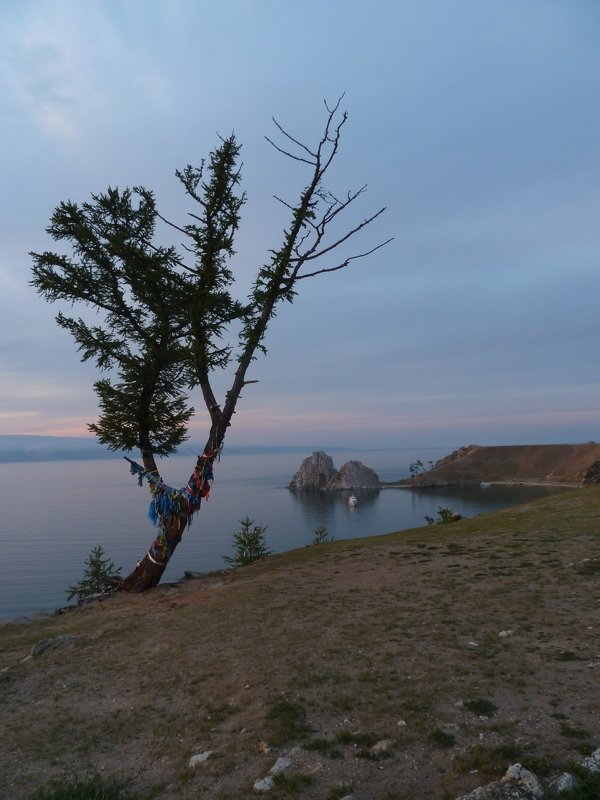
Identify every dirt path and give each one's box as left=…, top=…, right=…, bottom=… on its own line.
left=2, top=487, right=600, bottom=799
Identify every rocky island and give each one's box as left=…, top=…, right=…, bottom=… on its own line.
left=289, top=450, right=380, bottom=490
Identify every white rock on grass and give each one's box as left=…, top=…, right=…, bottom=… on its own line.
left=253, top=776, right=275, bottom=792
left=549, top=773, right=578, bottom=792
left=253, top=755, right=293, bottom=792
left=502, top=764, right=544, bottom=798
left=371, top=739, right=393, bottom=755
left=582, top=747, right=600, bottom=772
left=189, top=751, right=212, bottom=767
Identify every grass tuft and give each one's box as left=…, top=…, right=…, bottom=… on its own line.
left=464, top=697, right=498, bottom=717
left=266, top=699, right=310, bottom=746
left=453, top=743, right=521, bottom=774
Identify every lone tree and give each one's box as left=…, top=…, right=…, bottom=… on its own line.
left=31, top=99, right=391, bottom=592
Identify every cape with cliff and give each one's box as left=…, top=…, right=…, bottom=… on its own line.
left=403, top=442, right=600, bottom=488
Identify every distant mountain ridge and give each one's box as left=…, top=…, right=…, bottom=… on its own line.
left=0, top=436, right=352, bottom=464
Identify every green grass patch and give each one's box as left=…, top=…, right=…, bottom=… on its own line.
left=428, top=728, right=456, bottom=749
left=554, top=650, right=582, bottom=662
left=266, top=699, right=310, bottom=746
left=453, top=743, right=521, bottom=774
left=326, top=784, right=355, bottom=800
left=464, top=697, right=498, bottom=717
left=27, top=774, right=136, bottom=800
left=577, top=559, right=600, bottom=576
left=547, top=766, right=600, bottom=799
left=271, top=772, right=313, bottom=795
left=336, top=729, right=380, bottom=747
left=302, top=737, right=343, bottom=759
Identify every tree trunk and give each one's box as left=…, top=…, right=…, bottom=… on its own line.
left=118, top=450, right=215, bottom=593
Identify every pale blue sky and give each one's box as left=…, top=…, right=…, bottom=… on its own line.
left=1, top=0, right=599, bottom=449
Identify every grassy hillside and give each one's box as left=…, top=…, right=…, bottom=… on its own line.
left=408, top=443, right=600, bottom=487
left=2, top=487, right=600, bottom=799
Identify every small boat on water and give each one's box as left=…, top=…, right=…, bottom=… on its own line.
left=348, top=494, right=357, bottom=506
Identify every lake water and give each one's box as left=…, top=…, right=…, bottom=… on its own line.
left=0, top=448, right=568, bottom=621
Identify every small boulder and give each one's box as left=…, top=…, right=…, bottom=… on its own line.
left=549, top=773, right=578, bottom=792
left=189, top=751, right=212, bottom=767
left=502, top=764, right=544, bottom=798
left=253, top=755, right=293, bottom=792
left=582, top=746, right=600, bottom=772
left=31, top=635, right=81, bottom=658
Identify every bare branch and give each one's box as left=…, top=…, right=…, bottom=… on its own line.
left=295, top=238, right=394, bottom=280
left=273, top=194, right=296, bottom=212
left=155, top=211, right=189, bottom=237
left=292, top=207, right=388, bottom=264
left=264, top=136, right=316, bottom=166
left=271, top=117, right=318, bottom=159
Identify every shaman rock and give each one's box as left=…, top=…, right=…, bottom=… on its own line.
left=289, top=451, right=339, bottom=489
left=289, top=452, right=380, bottom=490
left=329, top=460, right=380, bottom=489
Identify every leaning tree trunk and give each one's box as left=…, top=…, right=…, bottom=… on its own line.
left=119, top=448, right=217, bottom=593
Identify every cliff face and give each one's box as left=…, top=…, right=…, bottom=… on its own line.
left=289, top=451, right=380, bottom=490
left=407, top=443, right=600, bottom=487
left=288, top=451, right=338, bottom=489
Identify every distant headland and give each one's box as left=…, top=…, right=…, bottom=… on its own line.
left=402, top=443, right=600, bottom=488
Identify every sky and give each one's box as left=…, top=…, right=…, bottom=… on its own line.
left=0, top=0, right=599, bottom=450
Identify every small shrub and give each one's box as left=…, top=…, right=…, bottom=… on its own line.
left=67, top=546, right=121, bottom=602
left=312, top=526, right=334, bottom=545
left=464, top=697, right=498, bottom=717
left=223, top=516, right=271, bottom=567
left=429, top=728, right=456, bottom=749
left=425, top=507, right=463, bottom=525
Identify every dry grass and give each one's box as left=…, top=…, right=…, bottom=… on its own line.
left=2, top=486, right=600, bottom=799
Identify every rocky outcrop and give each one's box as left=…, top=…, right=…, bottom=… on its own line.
left=289, top=451, right=338, bottom=489
left=289, top=451, right=380, bottom=490
left=328, top=460, right=380, bottom=489
left=455, top=750, right=600, bottom=799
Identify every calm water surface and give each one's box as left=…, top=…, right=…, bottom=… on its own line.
left=0, top=448, right=568, bottom=620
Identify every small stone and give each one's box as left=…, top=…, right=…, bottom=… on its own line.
left=253, top=776, right=274, bottom=792
left=371, top=739, right=393, bottom=755
left=499, top=630, right=513, bottom=638
left=502, top=763, right=544, bottom=798
left=550, top=772, right=578, bottom=792
left=188, top=750, right=212, bottom=767
left=397, top=719, right=407, bottom=726
left=468, top=641, right=479, bottom=648
left=253, top=755, right=292, bottom=792
left=270, top=756, right=292, bottom=775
